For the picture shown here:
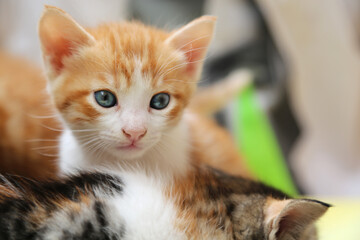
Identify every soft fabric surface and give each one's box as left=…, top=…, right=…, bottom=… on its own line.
left=317, top=198, right=360, bottom=240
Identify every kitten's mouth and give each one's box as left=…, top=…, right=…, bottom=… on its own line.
left=116, top=142, right=141, bottom=151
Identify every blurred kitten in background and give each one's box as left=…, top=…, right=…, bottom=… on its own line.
left=0, top=51, right=59, bottom=179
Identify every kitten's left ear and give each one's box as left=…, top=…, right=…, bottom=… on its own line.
left=165, top=16, right=216, bottom=80
left=38, top=5, right=96, bottom=77
left=264, top=198, right=330, bottom=240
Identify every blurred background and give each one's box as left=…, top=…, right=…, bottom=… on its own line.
left=1, top=0, right=360, bottom=208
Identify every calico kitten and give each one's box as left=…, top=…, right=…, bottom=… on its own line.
left=37, top=6, right=251, bottom=178
left=0, top=164, right=328, bottom=239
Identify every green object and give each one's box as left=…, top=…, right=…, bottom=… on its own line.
left=233, top=83, right=298, bottom=196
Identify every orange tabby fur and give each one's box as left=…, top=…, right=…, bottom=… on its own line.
left=0, top=51, right=59, bottom=179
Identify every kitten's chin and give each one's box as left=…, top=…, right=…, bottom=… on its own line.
left=108, top=135, right=162, bottom=161
left=109, top=145, right=149, bottom=160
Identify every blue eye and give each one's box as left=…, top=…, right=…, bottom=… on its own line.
left=150, top=93, right=170, bottom=110
left=94, top=90, right=117, bottom=108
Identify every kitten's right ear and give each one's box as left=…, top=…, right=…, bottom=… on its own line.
left=38, top=5, right=95, bottom=76
left=165, top=16, right=216, bottom=81
left=264, top=198, right=330, bottom=240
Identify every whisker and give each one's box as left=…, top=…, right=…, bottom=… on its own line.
left=32, top=145, right=59, bottom=151
left=39, top=123, right=64, bottom=132
left=26, top=139, right=59, bottom=143
left=94, top=142, right=112, bottom=162
left=164, top=79, right=205, bottom=84
left=155, top=47, right=207, bottom=80
left=72, top=129, right=102, bottom=133
left=85, top=141, right=110, bottom=161
left=159, top=55, right=211, bottom=79
left=75, top=133, right=99, bottom=139
left=80, top=137, right=101, bottom=149
left=27, top=113, right=58, bottom=119
left=36, top=152, right=59, bottom=158
left=173, top=34, right=212, bottom=52
left=0, top=175, right=23, bottom=197
left=155, top=35, right=211, bottom=79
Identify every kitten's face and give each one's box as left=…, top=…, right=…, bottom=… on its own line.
left=52, top=33, right=189, bottom=159
left=39, top=7, right=215, bottom=159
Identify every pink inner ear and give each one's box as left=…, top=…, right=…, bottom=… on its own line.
left=181, top=38, right=209, bottom=76
left=47, top=37, right=73, bottom=72
left=184, top=45, right=203, bottom=75
left=277, top=215, right=293, bottom=237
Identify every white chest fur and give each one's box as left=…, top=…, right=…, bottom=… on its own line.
left=106, top=172, right=185, bottom=240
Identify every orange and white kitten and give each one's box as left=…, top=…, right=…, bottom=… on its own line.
left=0, top=51, right=247, bottom=180
left=38, top=6, right=250, bottom=178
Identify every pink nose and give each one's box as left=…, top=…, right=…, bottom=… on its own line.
left=122, top=128, right=147, bottom=141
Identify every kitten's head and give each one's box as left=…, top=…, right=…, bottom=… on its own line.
left=38, top=6, right=215, bottom=159
left=230, top=195, right=328, bottom=239
left=192, top=168, right=329, bottom=240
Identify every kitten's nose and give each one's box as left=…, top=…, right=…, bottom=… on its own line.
left=122, top=128, right=147, bottom=141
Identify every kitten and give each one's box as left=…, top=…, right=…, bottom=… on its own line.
left=38, top=6, right=250, bottom=178
left=0, top=15, right=248, bottom=179
left=0, top=164, right=328, bottom=239
left=0, top=51, right=60, bottom=179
